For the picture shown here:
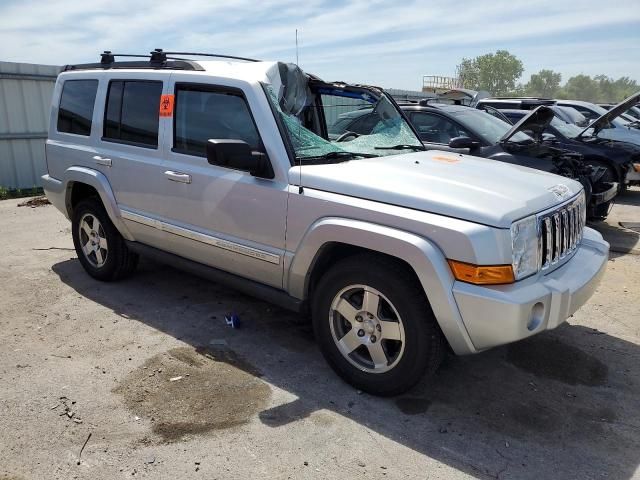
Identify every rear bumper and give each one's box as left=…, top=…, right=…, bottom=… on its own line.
left=42, top=174, right=68, bottom=219
left=452, top=227, right=608, bottom=352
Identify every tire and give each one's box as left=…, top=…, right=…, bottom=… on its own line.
left=586, top=160, right=623, bottom=193
left=311, top=253, right=445, bottom=396
left=71, top=197, right=138, bottom=281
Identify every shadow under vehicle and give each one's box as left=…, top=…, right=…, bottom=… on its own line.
left=50, top=255, right=640, bottom=480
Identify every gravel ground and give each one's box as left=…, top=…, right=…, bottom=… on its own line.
left=0, top=190, right=639, bottom=480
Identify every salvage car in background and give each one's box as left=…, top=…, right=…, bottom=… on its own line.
left=555, top=95, right=640, bottom=144
left=597, top=103, right=640, bottom=125
left=476, top=98, right=589, bottom=126
left=500, top=108, right=640, bottom=190
left=330, top=103, right=617, bottom=219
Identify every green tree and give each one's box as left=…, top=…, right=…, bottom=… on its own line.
left=611, top=76, right=638, bottom=102
left=558, top=74, right=600, bottom=101
left=595, top=75, right=615, bottom=102
left=457, top=50, right=524, bottom=96
left=524, top=69, right=562, bottom=98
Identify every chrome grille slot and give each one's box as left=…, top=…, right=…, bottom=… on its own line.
left=538, top=194, right=586, bottom=270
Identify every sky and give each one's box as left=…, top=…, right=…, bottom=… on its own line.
left=1, top=0, right=639, bottom=91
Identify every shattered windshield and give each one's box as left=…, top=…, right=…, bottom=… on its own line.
left=263, top=82, right=422, bottom=163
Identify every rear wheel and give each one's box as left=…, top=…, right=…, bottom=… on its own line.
left=71, top=197, right=138, bottom=281
left=312, top=254, right=445, bottom=396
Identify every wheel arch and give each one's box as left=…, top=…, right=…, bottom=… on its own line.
left=287, top=217, right=477, bottom=355
left=582, top=154, right=624, bottom=185
left=63, top=167, right=134, bottom=241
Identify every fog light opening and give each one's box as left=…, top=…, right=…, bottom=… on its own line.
left=527, top=303, right=545, bottom=331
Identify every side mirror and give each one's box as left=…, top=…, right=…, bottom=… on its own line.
left=206, top=139, right=273, bottom=179
left=448, top=136, right=480, bottom=150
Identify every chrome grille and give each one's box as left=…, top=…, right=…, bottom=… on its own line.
left=538, top=194, right=585, bottom=270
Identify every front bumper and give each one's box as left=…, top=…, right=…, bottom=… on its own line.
left=627, top=164, right=640, bottom=185
left=452, top=227, right=608, bottom=351
left=591, top=182, right=617, bottom=205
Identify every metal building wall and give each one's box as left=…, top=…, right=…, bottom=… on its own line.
left=0, top=61, right=59, bottom=190
left=322, top=88, right=435, bottom=127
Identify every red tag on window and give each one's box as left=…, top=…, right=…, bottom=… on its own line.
left=159, top=94, right=174, bottom=117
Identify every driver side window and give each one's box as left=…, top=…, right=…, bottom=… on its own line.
left=173, top=85, right=261, bottom=157
left=410, top=112, right=471, bottom=144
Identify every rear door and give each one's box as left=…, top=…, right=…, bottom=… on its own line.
left=93, top=73, right=169, bottom=248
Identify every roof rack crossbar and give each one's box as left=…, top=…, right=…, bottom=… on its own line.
left=160, top=51, right=260, bottom=62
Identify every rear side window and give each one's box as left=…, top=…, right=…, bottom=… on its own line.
left=103, top=80, right=163, bottom=148
left=173, top=85, right=261, bottom=157
left=57, top=80, right=98, bottom=136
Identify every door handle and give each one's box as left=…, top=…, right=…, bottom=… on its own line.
left=164, top=170, right=191, bottom=184
left=93, top=155, right=112, bottom=167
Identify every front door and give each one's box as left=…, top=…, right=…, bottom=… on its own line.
left=161, top=76, right=288, bottom=288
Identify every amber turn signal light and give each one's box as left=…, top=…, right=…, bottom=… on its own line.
left=448, top=260, right=515, bottom=285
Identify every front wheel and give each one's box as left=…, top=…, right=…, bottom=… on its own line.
left=312, top=254, right=445, bottom=396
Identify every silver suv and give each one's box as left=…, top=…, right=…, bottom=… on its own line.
left=43, top=50, right=609, bottom=395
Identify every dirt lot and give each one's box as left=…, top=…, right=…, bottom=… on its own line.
left=1, top=190, right=639, bottom=480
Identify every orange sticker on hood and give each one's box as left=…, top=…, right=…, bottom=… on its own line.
left=431, top=155, right=460, bottom=163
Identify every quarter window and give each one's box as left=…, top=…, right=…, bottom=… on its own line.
left=173, top=86, right=261, bottom=157
left=57, top=80, right=98, bottom=136
left=103, top=80, right=163, bottom=147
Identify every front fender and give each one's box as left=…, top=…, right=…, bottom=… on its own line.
left=61, top=167, right=133, bottom=241
left=287, top=217, right=476, bottom=354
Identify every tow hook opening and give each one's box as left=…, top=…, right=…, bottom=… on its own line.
left=527, top=302, right=545, bottom=331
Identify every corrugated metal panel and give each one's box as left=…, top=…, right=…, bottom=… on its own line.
left=322, top=88, right=435, bottom=127
left=0, top=61, right=60, bottom=189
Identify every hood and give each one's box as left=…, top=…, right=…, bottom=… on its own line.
left=580, top=91, right=640, bottom=136
left=291, top=150, right=582, bottom=228
left=436, top=88, right=490, bottom=107
left=500, top=106, right=554, bottom=143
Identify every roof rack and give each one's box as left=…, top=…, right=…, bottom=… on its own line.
left=63, top=48, right=261, bottom=72
left=160, top=51, right=260, bottom=63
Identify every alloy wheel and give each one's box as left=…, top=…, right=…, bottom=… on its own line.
left=329, top=284, right=405, bottom=373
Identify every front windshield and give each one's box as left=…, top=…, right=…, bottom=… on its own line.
left=451, top=109, right=532, bottom=144
left=263, top=84, right=423, bottom=162
left=550, top=116, right=583, bottom=138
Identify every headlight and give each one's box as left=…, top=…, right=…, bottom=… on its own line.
left=511, top=215, right=539, bottom=280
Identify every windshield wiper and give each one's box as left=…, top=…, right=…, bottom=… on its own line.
left=297, top=151, right=377, bottom=164
left=374, top=144, right=425, bottom=151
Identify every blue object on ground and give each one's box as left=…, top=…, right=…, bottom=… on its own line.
left=225, top=314, right=240, bottom=329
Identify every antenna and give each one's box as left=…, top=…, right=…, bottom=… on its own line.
left=296, top=28, right=303, bottom=194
